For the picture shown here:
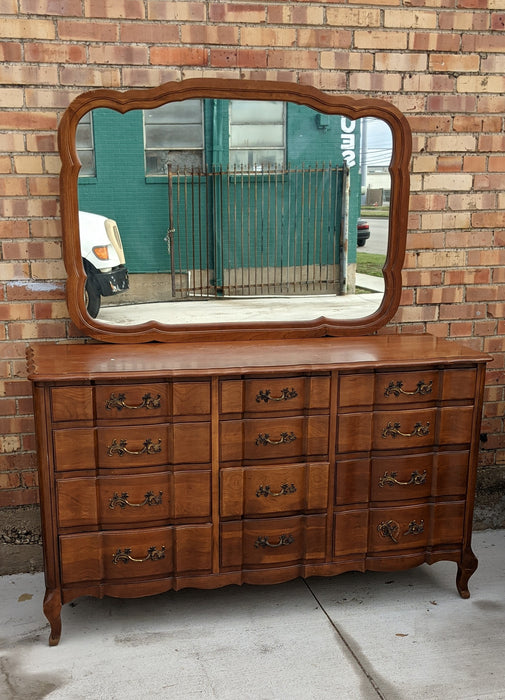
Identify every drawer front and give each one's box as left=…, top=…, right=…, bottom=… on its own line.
left=337, top=413, right=373, bottom=454
left=96, top=423, right=212, bottom=468
left=220, top=514, right=327, bottom=569
left=220, top=462, right=329, bottom=518
left=338, top=373, right=373, bottom=411
left=220, top=416, right=329, bottom=463
left=172, top=381, right=211, bottom=418
left=368, top=502, right=465, bottom=553
left=370, top=453, right=434, bottom=502
left=56, top=471, right=212, bottom=529
left=435, top=451, right=469, bottom=496
left=441, top=368, right=477, bottom=402
left=373, top=408, right=437, bottom=450
left=97, top=425, right=170, bottom=468
left=335, top=458, right=370, bottom=505
left=95, top=383, right=168, bottom=420
left=51, top=386, right=94, bottom=422
left=333, top=509, right=369, bottom=557
left=54, top=427, right=96, bottom=472
left=60, top=527, right=173, bottom=583
left=220, top=375, right=330, bottom=415
left=374, top=371, right=439, bottom=407
left=370, top=451, right=470, bottom=502
left=171, top=423, right=212, bottom=465
left=369, top=505, right=430, bottom=552
left=59, top=524, right=213, bottom=584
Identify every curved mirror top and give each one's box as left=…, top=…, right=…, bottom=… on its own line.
left=59, top=79, right=411, bottom=343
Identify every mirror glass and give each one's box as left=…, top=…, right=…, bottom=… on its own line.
left=76, top=103, right=391, bottom=325
left=59, top=80, right=410, bottom=342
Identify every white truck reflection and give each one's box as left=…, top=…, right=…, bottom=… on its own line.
left=79, top=211, right=129, bottom=318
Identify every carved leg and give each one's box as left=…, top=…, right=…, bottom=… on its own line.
left=43, top=588, right=62, bottom=646
left=456, top=547, right=478, bottom=599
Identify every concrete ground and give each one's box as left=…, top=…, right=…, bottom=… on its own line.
left=97, top=275, right=384, bottom=326
left=1, top=529, right=504, bottom=700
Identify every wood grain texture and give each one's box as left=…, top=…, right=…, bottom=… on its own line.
left=29, top=335, right=490, bottom=644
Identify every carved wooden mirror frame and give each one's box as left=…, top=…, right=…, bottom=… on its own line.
left=58, top=78, right=411, bottom=343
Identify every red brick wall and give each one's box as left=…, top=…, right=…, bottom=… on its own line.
left=1, top=1, right=504, bottom=514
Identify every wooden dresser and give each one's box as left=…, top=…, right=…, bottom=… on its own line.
left=28, top=335, right=488, bottom=645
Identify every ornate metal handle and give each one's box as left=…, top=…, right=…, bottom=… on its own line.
left=378, top=471, right=427, bottom=488
left=254, top=534, right=294, bottom=548
left=255, top=432, right=296, bottom=446
left=105, top=392, right=161, bottom=410
left=107, top=438, right=162, bottom=457
left=382, top=422, right=430, bottom=439
left=384, top=380, right=433, bottom=398
left=405, top=520, right=424, bottom=536
left=256, top=388, right=298, bottom=403
left=377, top=519, right=425, bottom=544
left=256, top=483, right=296, bottom=498
left=109, top=490, right=163, bottom=509
left=112, top=545, right=166, bottom=564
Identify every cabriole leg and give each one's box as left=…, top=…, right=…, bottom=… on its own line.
left=456, top=547, right=478, bottom=599
left=43, top=588, right=62, bottom=646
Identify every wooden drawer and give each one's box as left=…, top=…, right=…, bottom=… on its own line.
left=368, top=501, right=465, bottom=553
left=96, top=422, right=212, bottom=468
left=97, top=425, right=170, bottom=468
left=335, top=458, right=370, bottom=505
left=335, top=451, right=470, bottom=506
left=220, top=375, right=330, bottom=415
left=370, top=453, right=433, bottom=501
left=220, top=514, right=327, bottom=569
left=373, top=406, right=474, bottom=451
left=337, top=413, right=373, bottom=454
left=56, top=470, right=211, bottom=529
left=59, top=524, right=213, bottom=585
left=95, top=383, right=168, bottom=420
left=373, top=408, right=437, bottom=450
left=333, top=509, right=369, bottom=557
left=441, top=368, right=477, bottom=402
left=54, top=427, right=96, bottom=472
left=51, top=386, right=94, bottom=422
left=172, top=381, right=211, bottom=418
left=338, top=373, right=373, bottom=411
left=374, top=370, right=439, bottom=407
left=370, top=451, right=470, bottom=502
left=220, top=462, right=329, bottom=518
left=220, top=415, right=329, bottom=463
left=171, top=423, right=212, bottom=465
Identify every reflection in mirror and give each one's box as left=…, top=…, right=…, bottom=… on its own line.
left=76, top=99, right=392, bottom=326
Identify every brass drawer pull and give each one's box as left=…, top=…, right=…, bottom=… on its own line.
left=105, top=392, right=161, bottom=410
left=377, top=519, right=425, bottom=544
left=405, top=520, right=424, bottom=536
left=255, top=432, right=296, bottom=446
left=384, top=380, right=433, bottom=398
left=377, top=519, right=400, bottom=543
left=382, top=421, right=430, bottom=439
left=379, top=470, right=427, bottom=488
left=109, top=490, right=163, bottom=509
left=256, top=483, right=297, bottom=498
left=107, top=438, right=162, bottom=457
left=112, top=545, right=166, bottom=564
left=256, top=388, right=298, bottom=403
left=254, top=534, right=294, bottom=549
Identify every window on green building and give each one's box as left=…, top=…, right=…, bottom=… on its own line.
left=229, top=100, right=285, bottom=171
left=76, top=112, right=96, bottom=177
left=144, top=99, right=204, bottom=175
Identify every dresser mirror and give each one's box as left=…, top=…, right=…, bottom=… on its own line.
left=58, top=79, right=411, bottom=343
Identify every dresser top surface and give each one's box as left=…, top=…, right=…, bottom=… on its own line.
left=27, top=335, right=490, bottom=382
